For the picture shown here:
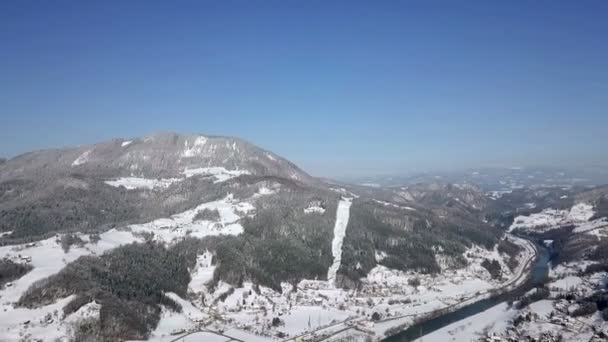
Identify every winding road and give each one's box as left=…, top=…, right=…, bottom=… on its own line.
left=284, top=234, right=539, bottom=342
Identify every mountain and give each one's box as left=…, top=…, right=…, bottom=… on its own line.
left=390, top=182, right=487, bottom=210
left=352, top=166, right=608, bottom=191
left=2, top=133, right=605, bottom=341
left=1, top=132, right=313, bottom=183
left=0, top=132, right=315, bottom=242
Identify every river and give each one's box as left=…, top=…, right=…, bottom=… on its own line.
left=384, top=241, right=551, bottom=341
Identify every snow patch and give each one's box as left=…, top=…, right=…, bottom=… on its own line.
left=304, top=205, right=325, bottom=214
left=567, top=203, right=595, bottom=221
left=121, top=140, right=133, bottom=147
left=188, top=251, right=215, bottom=292
left=509, top=208, right=569, bottom=232
left=327, top=198, right=353, bottom=285
left=415, top=303, right=517, bottom=342
left=373, top=199, right=416, bottom=211
left=65, top=300, right=101, bottom=323
left=164, top=293, right=207, bottom=322
left=375, top=250, right=388, bottom=262
left=104, top=177, right=181, bottom=190
left=0, top=296, right=76, bottom=341
left=572, top=218, right=608, bottom=234
left=256, top=186, right=276, bottom=196
left=71, top=150, right=91, bottom=166
left=280, top=305, right=351, bottom=336
left=129, top=195, right=255, bottom=243
left=549, top=276, right=583, bottom=291
left=182, top=136, right=208, bottom=157
left=487, top=190, right=512, bottom=200
left=148, top=293, right=209, bottom=341
left=528, top=300, right=554, bottom=319
left=509, top=203, right=596, bottom=233
left=0, top=230, right=140, bottom=339
left=0, top=234, right=122, bottom=306
left=183, top=166, right=251, bottom=183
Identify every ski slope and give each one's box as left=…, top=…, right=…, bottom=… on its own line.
left=327, top=197, right=353, bottom=285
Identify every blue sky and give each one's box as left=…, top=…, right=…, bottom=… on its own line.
left=1, top=1, right=607, bottom=177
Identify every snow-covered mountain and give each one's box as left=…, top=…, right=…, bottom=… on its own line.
left=1, top=133, right=606, bottom=341
left=1, top=132, right=313, bottom=183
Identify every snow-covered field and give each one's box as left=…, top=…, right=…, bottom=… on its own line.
left=429, top=202, right=608, bottom=342
left=509, top=202, right=597, bottom=232
left=182, top=166, right=251, bottom=182
left=71, top=150, right=91, bottom=166
left=487, top=189, right=512, bottom=200
left=431, top=260, right=608, bottom=342
left=165, top=233, right=535, bottom=342
left=4, top=202, right=534, bottom=342
left=0, top=192, right=260, bottom=341
left=304, top=205, right=325, bottom=214
left=414, top=302, right=517, bottom=342
left=129, top=194, right=255, bottom=243
left=120, top=192, right=535, bottom=342
left=104, top=176, right=181, bottom=190
left=0, top=230, right=140, bottom=340
left=572, top=217, right=608, bottom=236
left=372, top=199, right=416, bottom=211
left=0, top=196, right=549, bottom=342
left=104, top=166, right=252, bottom=191
left=567, top=203, right=595, bottom=221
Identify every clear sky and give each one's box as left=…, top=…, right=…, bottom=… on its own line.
left=1, top=1, right=607, bottom=177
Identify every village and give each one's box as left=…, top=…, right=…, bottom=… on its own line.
left=150, top=233, right=536, bottom=342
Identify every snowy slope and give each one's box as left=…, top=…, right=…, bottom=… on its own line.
left=327, top=198, right=353, bottom=285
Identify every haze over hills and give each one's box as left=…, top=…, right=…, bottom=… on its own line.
left=2, top=1, right=608, bottom=340
left=0, top=133, right=607, bottom=342
left=351, top=166, right=608, bottom=191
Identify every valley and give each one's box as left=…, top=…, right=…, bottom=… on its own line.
left=3, top=2, right=607, bottom=341
left=0, top=133, right=606, bottom=342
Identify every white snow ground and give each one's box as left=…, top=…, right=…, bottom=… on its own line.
left=71, top=150, right=91, bottom=166
left=509, top=202, right=596, bottom=232
left=104, top=166, right=252, bottom=191
left=327, top=197, right=353, bottom=285
left=453, top=202, right=608, bottom=342
left=304, top=205, right=325, bottom=214
left=104, top=177, right=181, bottom=190
left=0, top=193, right=549, bottom=342
left=0, top=230, right=141, bottom=340
left=0, top=192, right=262, bottom=341
left=372, top=199, right=416, bottom=211
left=182, top=136, right=208, bottom=157
left=567, top=203, right=595, bottom=221
left=129, top=194, right=254, bottom=243
left=182, top=166, right=251, bottom=182
left=414, top=303, right=517, bottom=342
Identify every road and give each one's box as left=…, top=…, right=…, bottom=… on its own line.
left=168, top=328, right=245, bottom=342
left=283, top=234, right=538, bottom=342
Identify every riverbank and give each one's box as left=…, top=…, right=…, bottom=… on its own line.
left=383, top=237, right=548, bottom=341
left=281, top=234, right=539, bottom=342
